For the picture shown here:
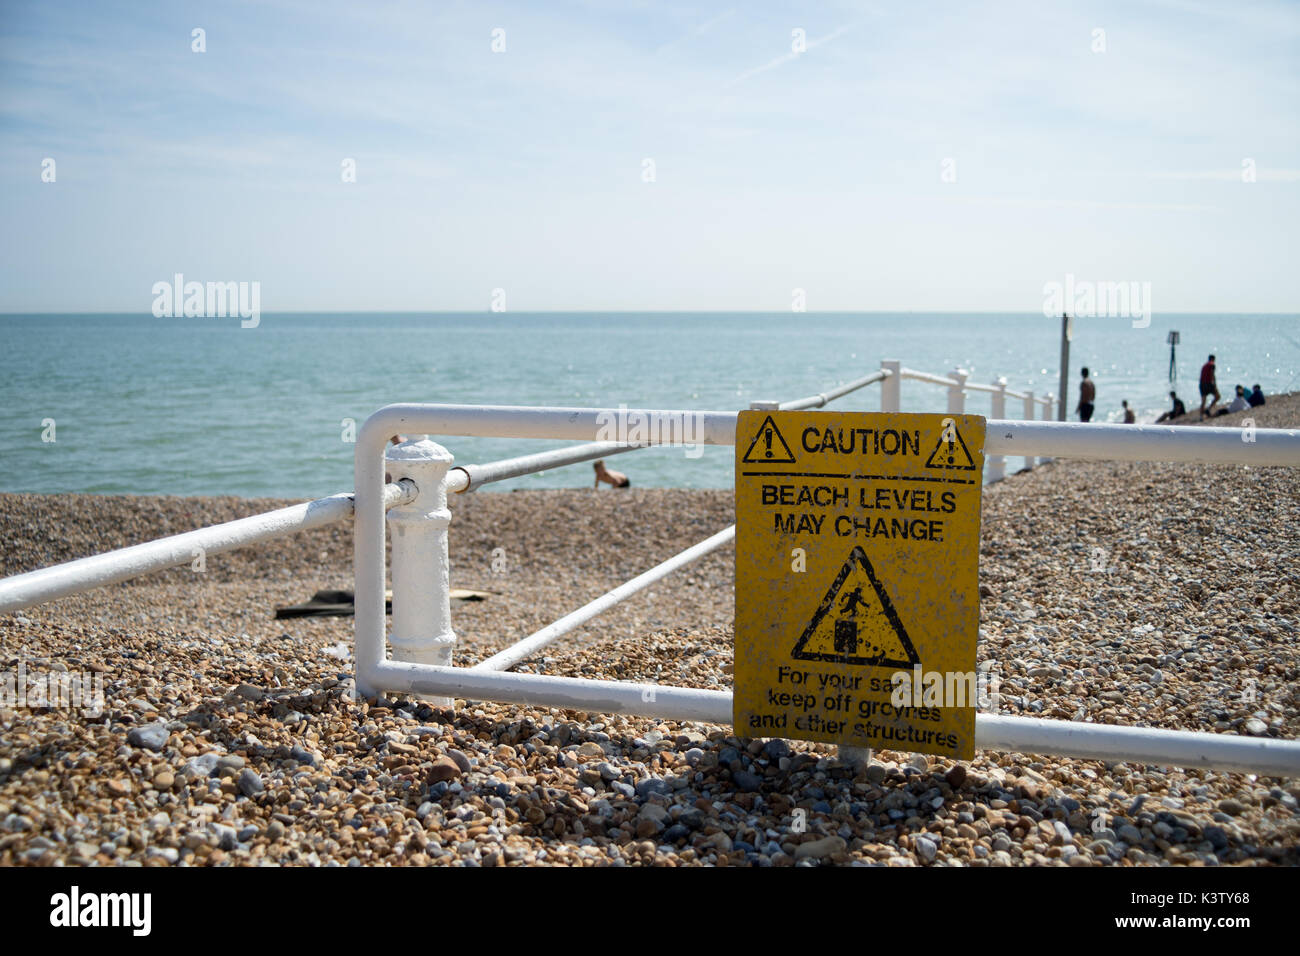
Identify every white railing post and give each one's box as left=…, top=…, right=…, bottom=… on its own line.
left=948, top=368, right=967, bottom=415
left=881, top=359, right=901, bottom=412
left=1040, top=394, right=1054, bottom=466
left=384, top=438, right=458, bottom=707
left=988, top=377, right=1007, bottom=482
left=1022, top=391, right=1036, bottom=471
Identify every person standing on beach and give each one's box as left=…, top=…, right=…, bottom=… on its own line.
left=1199, top=354, right=1220, bottom=418
left=1076, top=368, right=1096, bottom=423
left=1121, top=400, right=1135, bottom=424
left=593, top=459, right=631, bottom=488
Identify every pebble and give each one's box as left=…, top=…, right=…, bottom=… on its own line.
left=914, top=835, right=938, bottom=862
left=126, top=723, right=169, bottom=752
left=237, top=769, right=264, bottom=797
left=794, top=836, right=846, bottom=861
left=426, top=758, right=462, bottom=784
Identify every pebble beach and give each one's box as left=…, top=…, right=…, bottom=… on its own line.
left=1, top=397, right=1298, bottom=867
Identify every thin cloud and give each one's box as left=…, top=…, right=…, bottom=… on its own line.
left=725, top=25, right=852, bottom=88
left=654, top=9, right=736, bottom=55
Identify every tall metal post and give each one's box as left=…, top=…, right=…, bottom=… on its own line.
left=1058, top=312, right=1072, bottom=421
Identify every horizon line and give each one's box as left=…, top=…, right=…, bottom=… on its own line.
left=3, top=309, right=1298, bottom=317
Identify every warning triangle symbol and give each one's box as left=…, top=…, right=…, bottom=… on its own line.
left=741, top=415, right=796, bottom=464
left=791, top=546, right=921, bottom=668
left=924, top=419, right=977, bottom=471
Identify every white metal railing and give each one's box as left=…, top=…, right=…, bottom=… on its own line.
left=354, top=403, right=1300, bottom=777
left=0, top=483, right=417, bottom=613
left=3, top=360, right=1297, bottom=778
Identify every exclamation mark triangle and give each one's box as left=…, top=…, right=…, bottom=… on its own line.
left=924, top=420, right=977, bottom=471
left=741, top=415, right=796, bottom=464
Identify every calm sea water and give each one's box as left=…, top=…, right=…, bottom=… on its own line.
left=1, top=313, right=1296, bottom=498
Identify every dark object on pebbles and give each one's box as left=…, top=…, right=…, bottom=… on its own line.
left=274, top=587, right=491, bottom=618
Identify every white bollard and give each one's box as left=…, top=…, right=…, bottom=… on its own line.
left=384, top=438, right=458, bottom=708
left=948, top=368, right=967, bottom=415
left=1022, top=391, right=1036, bottom=471
left=1040, top=393, right=1055, bottom=465
left=881, top=359, right=901, bottom=412
left=988, top=378, right=1007, bottom=482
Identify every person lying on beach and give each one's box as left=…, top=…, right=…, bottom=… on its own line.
left=1208, top=386, right=1251, bottom=417
left=1155, top=391, right=1186, bottom=423
left=1249, top=384, right=1266, bottom=408
left=593, top=459, right=631, bottom=488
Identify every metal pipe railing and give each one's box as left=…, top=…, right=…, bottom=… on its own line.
left=448, top=440, right=646, bottom=493
left=474, top=525, right=736, bottom=672
left=900, top=368, right=960, bottom=388
left=0, top=481, right=416, bottom=614
left=362, top=661, right=1300, bottom=777
left=778, top=368, right=891, bottom=411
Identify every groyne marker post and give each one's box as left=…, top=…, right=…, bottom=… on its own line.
left=1058, top=312, right=1071, bottom=421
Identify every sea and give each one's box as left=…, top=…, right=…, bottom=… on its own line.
left=1, top=312, right=1296, bottom=498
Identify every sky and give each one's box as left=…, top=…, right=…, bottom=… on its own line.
left=1, top=0, right=1297, bottom=313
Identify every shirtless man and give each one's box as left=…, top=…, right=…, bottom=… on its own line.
left=1076, top=367, right=1096, bottom=423
left=593, top=459, right=631, bottom=488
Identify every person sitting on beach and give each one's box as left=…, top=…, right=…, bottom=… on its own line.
left=1155, top=391, right=1186, bottom=423
left=1121, top=400, right=1135, bottom=424
left=1227, top=385, right=1250, bottom=414
left=1207, top=385, right=1251, bottom=417
left=1198, top=354, right=1221, bottom=419
left=1249, top=384, right=1266, bottom=408
left=593, top=459, right=631, bottom=488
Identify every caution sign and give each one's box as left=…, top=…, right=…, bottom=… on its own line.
left=733, top=411, right=985, bottom=760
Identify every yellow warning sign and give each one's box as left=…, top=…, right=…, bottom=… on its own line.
left=733, top=411, right=985, bottom=760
